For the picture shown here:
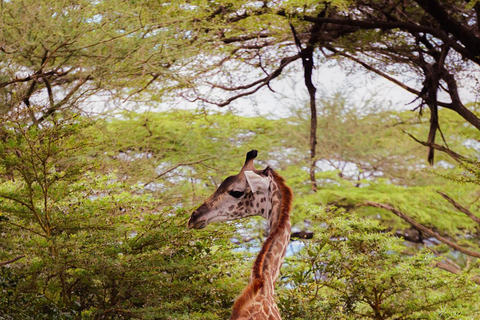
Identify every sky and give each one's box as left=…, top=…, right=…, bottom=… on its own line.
left=153, top=62, right=420, bottom=119
left=87, top=58, right=477, bottom=120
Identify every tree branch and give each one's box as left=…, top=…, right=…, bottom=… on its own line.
left=336, top=46, right=480, bottom=133
left=441, top=71, right=480, bottom=131
left=6, top=220, right=48, bottom=238
left=290, top=5, right=328, bottom=192
left=123, top=73, right=160, bottom=103
left=363, top=201, right=480, bottom=258
left=437, top=192, right=480, bottom=226
left=413, top=0, right=480, bottom=57
left=0, top=193, right=37, bottom=214
left=435, top=260, right=480, bottom=284
left=144, top=157, right=217, bottom=187
left=36, top=75, right=91, bottom=124
left=0, top=255, right=25, bottom=267
left=223, top=33, right=271, bottom=44
left=331, top=48, right=422, bottom=95
left=44, top=77, right=55, bottom=108
left=299, top=15, right=480, bottom=64
left=190, top=54, right=301, bottom=107
left=327, top=47, right=471, bottom=115
left=404, top=131, right=467, bottom=164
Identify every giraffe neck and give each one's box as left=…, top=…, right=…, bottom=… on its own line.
left=230, top=169, right=292, bottom=319
left=251, top=169, right=292, bottom=287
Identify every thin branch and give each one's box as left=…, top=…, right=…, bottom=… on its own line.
left=155, top=157, right=215, bottom=178
left=437, top=192, right=480, bottom=226
left=332, top=48, right=421, bottom=96
left=0, top=75, right=34, bottom=89
left=123, top=73, right=160, bottom=103
left=6, top=220, right=47, bottom=238
left=212, top=54, right=301, bottom=92
left=36, top=75, right=91, bottom=124
left=435, top=260, right=480, bottom=284
left=403, top=131, right=467, bottom=163
left=0, top=45, right=18, bottom=54
left=193, top=85, right=264, bottom=107
left=0, top=255, right=25, bottom=267
left=144, top=157, right=217, bottom=187
left=0, top=69, right=73, bottom=89
left=0, top=188, right=49, bottom=236
left=223, top=33, right=271, bottom=44
left=44, top=77, right=55, bottom=108
left=363, top=201, right=480, bottom=258
left=0, top=193, right=36, bottom=213
left=193, top=54, right=301, bottom=107
left=299, top=15, right=480, bottom=64
left=208, top=75, right=269, bottom=92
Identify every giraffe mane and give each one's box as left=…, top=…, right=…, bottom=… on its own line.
left=230, top=169, right=293, bottom=318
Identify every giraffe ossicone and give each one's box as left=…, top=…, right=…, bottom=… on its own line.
left=188, top=150, right=293, bottom=320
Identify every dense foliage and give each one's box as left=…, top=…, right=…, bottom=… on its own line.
left=1, top=103, right=479, bottom=319
left=279, top=208, right=479, bottom=320
left=2, top=1, right=480, bottom=319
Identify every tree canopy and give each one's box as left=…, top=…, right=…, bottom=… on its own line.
left=1, top=1, right=480, bottom=319
left=3, top=0, right=480, bottom=183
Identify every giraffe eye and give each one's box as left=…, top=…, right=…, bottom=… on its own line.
left=229, top=190, right=245, bottom=198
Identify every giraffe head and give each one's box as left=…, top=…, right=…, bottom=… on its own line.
left=188, top=150, right=273, bottom=229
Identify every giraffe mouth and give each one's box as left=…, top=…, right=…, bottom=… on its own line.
left=187, top=218, right=208, bottom=229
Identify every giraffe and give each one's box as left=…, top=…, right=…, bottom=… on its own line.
left=187, top=150, right=293, bottom=320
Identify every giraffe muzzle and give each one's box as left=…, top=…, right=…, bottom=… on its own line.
left=187, top=205, right=209, bottom=229
left=187, top=216, right=208, bottom=229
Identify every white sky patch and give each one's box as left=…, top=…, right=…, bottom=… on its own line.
left=155, top=63, right=424, bottom=119
left=464, top=139, right=480, bottom=153
left=435, top=160, right=455, bottom=170
left=82, top=57, right=477, bottom=122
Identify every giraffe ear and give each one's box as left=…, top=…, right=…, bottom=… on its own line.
left=244, top=171, right=269, bottom=193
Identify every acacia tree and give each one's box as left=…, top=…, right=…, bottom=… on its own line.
left=0, top=0, right=215, bottom=121
left=3, top=1, right=480, bottom=188
left=130, top=0, right=479, bottom=189
left=154, top=1, right=480, bottom=280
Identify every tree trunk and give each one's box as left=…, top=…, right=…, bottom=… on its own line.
left=290, top=23, right=319, bottom=192
left=304, top=49, right=318, bottom=192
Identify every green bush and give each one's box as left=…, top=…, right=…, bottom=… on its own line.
left=278, top=207, right=480, bottom=320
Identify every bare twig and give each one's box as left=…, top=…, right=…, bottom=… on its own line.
left=197, top=54, right=301, bottom=107
left=123, top=73, right=160, bottom=103
left=144, top=157, right=217, bottom=187
left=435, top=260, right=480, bottom=284
left=0, top=255, right=25, bottom=267
left=363, top=201, right=480, bottom=258
left=403, top=131, right=467, bottom=163
left=35, top=75, right=91, bottom=124
left=437, top=192, right=480, bottom=226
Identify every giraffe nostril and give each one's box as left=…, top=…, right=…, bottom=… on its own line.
left=188, top=214, right=207, bottom=229
left=188, top=205, right=208, bottom=229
